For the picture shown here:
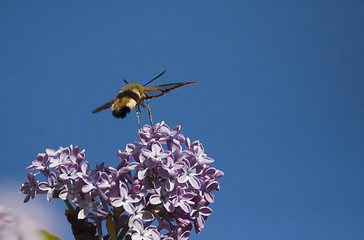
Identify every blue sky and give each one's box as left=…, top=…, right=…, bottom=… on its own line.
left=1, top=1, right=364, bottom=239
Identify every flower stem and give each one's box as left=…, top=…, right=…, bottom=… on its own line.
left=117, top=225, right=129, bottom=240
left=64, top=199, right=76, bottom=215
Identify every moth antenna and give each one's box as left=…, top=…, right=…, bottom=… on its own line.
left=143, top=70, right=166, bottom=87
left=124, top=79, right=129, bottom=84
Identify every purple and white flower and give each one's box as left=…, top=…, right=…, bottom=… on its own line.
left=20, top=122, right=223, bottom=240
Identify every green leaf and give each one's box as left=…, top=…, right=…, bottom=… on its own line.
left=106, top=215, right=118, bottom=240
left=39, top=230, right=62, bottom=240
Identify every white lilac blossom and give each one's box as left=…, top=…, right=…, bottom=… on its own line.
left=0, top=206, right=19, bottom=239
left=0, top=205, right=46, bottom=240
left=20, top=122, right=223, bottom=240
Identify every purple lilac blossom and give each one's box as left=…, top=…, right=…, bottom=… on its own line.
left=110, top=182, right=141, bottom=214
left=20, top=122, right=223, bottom=239
left=129, top=217, right=160, bottom=240
left=20, top=172, right=41, bottom=203
left=38, top=172, right=63, bottom=201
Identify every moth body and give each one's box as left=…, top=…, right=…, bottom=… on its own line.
left=111, top=83, right=144, bottom=118
left=91, top=71, right=196, bottom=124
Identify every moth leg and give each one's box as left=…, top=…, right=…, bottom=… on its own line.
left=146, top=99, right=154, bottom=126
left=140, top=101, right=147, bottom=108
left=136, top=108, right=141, bottom=129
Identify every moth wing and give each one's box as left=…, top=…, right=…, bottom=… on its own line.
left=144, top=82, right=197, bottom=99
left=92, top=98, right=116, bottom=113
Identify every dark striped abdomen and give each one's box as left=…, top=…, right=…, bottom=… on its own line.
left=111, top=90, right=141, bottom=119
left=112, top=106, right=130, bottom=118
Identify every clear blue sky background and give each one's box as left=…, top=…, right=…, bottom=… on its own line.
left=1, top=1, right=364, bottom=239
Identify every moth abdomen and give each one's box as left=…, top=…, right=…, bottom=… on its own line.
left=112, top=107, right=130, bottom=118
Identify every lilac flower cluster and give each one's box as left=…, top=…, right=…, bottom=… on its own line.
left=21, top=122, right=223, bottom=240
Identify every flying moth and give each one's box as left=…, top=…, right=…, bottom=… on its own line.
left=92, top=70, right=196, bottom=127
